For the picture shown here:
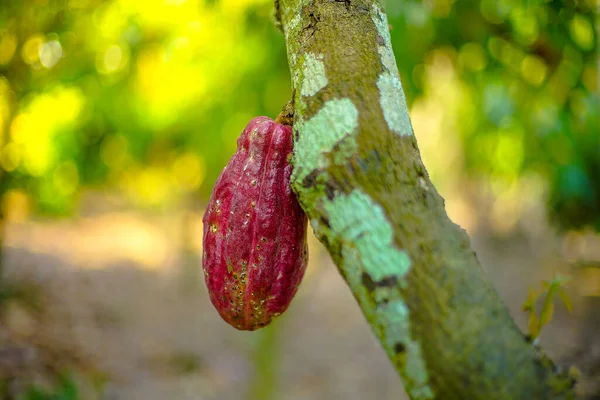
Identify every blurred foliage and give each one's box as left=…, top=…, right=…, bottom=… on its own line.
left=21, top=374, right=80, bottom=400
left=386, top=0, right=599, bottom=232
left=0, top=0, right=598, bottom=231
left=0, top=0, right=291, bottom=215
left=0, top=372, right=89, bottom=400
left=522, top=272, right=572, bottom=340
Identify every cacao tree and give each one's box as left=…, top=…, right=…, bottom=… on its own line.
left=274, top=0, right=578, bottom=398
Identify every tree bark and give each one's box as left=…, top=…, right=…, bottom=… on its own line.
left=275, top=1, right=577, bottom=399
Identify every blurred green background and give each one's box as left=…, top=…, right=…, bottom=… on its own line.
left=0, top=0, right=598, bottom=399
left=0, top=0, right=597, bottom=229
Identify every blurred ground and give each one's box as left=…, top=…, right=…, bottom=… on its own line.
left=1, top=191, right=599, bottom=399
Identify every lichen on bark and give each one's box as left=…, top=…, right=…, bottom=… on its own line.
left=275, top=0, right=577, bottom=399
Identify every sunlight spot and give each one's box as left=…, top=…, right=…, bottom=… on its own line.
left=39, top=40, right=63, bottom=68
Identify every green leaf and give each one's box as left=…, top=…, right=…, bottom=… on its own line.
left=528, top=311, right=539, bottom=339
left=558, top=289, right=573, bottom=313
left=539, top=302, right=554, bottom=328
left=522, top=288, right=541, bottom=312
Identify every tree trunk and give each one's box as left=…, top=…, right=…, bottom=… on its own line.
left=274, top=1, right=577, bottom=399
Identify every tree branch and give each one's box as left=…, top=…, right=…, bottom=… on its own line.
left=276, top=0, right=577, bottom=399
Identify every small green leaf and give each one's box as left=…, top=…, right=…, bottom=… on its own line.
left=522, top=288, right=541, bottom=311
left=539, top=302, right=554, bottom=328
left=528, top=312, right=539, bottom=339
left=558, top=289, right=573, bottom=313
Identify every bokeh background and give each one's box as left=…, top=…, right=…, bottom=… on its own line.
left=0, top=0, right=598, bottom=399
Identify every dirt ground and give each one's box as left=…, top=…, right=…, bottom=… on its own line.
left=1, top=194, right=599, bottom=399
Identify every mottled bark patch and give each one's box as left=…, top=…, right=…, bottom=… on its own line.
left=301, top=53, right=328, bottom=96
left=292, top=98, right=359, bottom=183
left=370, top=3, right=413, bottom=137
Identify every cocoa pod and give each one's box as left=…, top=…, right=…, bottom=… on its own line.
left=202, top=116, right=308, bottom=331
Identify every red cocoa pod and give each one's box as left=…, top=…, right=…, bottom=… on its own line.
left=202, top=116, right=308, bottom=331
